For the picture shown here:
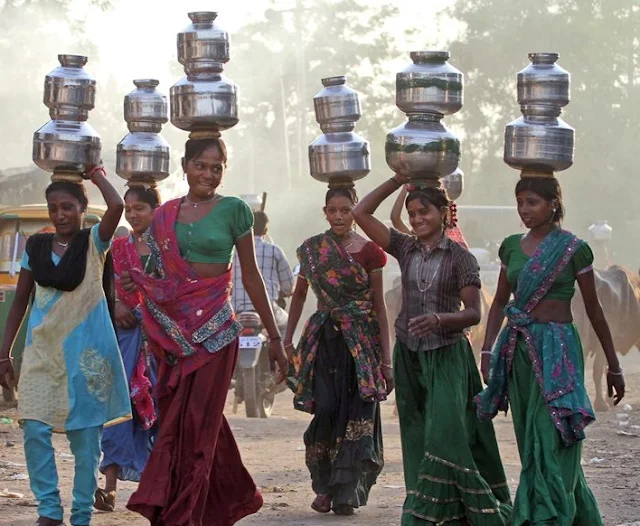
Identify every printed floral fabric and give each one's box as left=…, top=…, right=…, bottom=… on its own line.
left=288, top=231, right=387, bottom=414
left=475, top=228, right=596, bottom=446
left=112, top=236, right=157, bottom=430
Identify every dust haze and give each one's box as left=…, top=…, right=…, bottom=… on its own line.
left=0, top=0, right=637, bottom=268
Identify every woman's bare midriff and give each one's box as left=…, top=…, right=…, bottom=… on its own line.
left=530, top=299, right=573, bottom=323
left=188, top=261, right=232, bottom=278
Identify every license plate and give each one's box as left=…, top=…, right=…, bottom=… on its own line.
left=239, top=336, right=262, bottom=349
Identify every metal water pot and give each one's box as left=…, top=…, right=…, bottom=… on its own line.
left=33, top=54, right=101, bottom=180
left=313, top=76, right=361, bottom=132
left=385, top=113, right=460, bottom=183
left=517, top=53, right=569, bottom=108
left=309, top=76, right=370, bottom=187
left=240, top=194, right=264, bottom=212
left=396, top=51, right=463, bottom=116
left=116, top=79, right=170, bottom=186
left=504, top=104, right=574, bottom=173
left=171, top=12, right=238, bottom=133
left=443, top=168, right=464, bottom=200
left=588, top=220, right=613, bottom=241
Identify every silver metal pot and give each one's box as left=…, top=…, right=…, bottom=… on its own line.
left=308, top=76, right=370, bottom=187
left=33, top=54, right=101, bottom=182
left=116, top=79, right=170, bottom=187
left=504, top=104, right=574, bottom=173
left=396, top=51, right=463, bottom=116
left=385, top=113, right=460, bottom=183
left=171, top=12, right=238, bottom=134
left=517, top=52, right=569, bottom=109
left=443, top=168, right=464, bottom=200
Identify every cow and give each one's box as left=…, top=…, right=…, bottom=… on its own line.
left=572, top=265, right=640, bottom=411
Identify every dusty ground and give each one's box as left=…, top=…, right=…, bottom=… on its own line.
left=0, top=353, right=639, bottom=526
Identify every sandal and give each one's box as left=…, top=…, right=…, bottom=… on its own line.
left=93, top=488, right=116, bottom=512
left=333, top=504, right=355, bottom=516
left=311, top=494, right=331, bottom=513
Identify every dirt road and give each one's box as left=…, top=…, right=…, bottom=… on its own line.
left=1, top=353, right=639, bottom=526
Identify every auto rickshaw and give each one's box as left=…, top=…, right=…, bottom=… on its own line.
left=0, top=204, right=104, bottom=402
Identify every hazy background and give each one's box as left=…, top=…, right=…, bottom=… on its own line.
left=0, top=0, right=637, bottom=267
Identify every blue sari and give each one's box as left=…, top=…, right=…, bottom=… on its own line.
left=100, top=309, right=157, bottom=481
left=475, top=228, right=595, bottom=446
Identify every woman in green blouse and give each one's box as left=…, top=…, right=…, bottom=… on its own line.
left=476, top=176, right=625, bottom=525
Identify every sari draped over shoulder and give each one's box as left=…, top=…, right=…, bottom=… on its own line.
left=111, top=236, right=156, bottom=430
left=128, top=198, right=242, bottom=393
left=289, top=231, right=387, bottom=414
left=126, top=198, right=262, bottom=525
left=476, top=228, right=595, bottom=446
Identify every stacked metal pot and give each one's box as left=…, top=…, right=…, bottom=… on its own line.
left=115, top=79, right=170, bottom=188
left=504, top=53, right=574, bottom=178
left=170, top=11, right=238, bottom=137
left=32, top=54, right=102, bottom=183
left=385, top=51, right=464, bottom=193
left=308, top=76, right=370, bottom=188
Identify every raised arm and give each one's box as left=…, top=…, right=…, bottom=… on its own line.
left=87, top=165, right=124, bottom=243
left=390, top=186, right=412, bottom=235
left=352, top=174, right=408, bottom=251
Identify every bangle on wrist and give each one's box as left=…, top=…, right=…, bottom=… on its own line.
left=268, top=335, right=282, bottom=342
left=284, top=343, right=295, bottom=349
left=0, top=357, right=12, bottom=363
left=381, top=363, right=393, bottom=369
left=481, top=350, right=493, bottom=356
left=607, top=367, right=623, bottom=376
left=433, top=313, right=441, bottom=327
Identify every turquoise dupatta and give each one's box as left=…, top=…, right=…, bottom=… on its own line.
left=476, top=229, right=595, bottom=446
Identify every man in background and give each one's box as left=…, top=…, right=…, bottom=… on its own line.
left=232, top=211, right=295, bottom=333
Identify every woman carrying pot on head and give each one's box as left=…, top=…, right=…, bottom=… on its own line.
left=123, top=136, right=288, bottom=526
left=476, top=177, right=625, bottom=526
left=94, top=186, right=161, bottom=512
left=283, top=187, right=393, bottom=517
left=353, top=174, right=512, bottom=525
left=0, top=166, right=130, bottom=526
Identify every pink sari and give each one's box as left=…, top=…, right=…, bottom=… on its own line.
left=128, top=198, right=242, bottom=393
left=126, top=198, right=262, bottom=525
left=111, top=236, right=156, bottom=429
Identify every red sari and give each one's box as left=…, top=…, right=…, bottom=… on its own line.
left=126, top=199, right=263, bottom=526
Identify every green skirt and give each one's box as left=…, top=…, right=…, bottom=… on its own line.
left=509, top=329, right=603, bottom=525
left=395, top=338, right=512, bottom=525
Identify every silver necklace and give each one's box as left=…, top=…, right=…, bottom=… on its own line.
left=55, top=239, right=69, bottom=248
left=184, top=193, right=219, bottom=208
left=416, top=256, right=443, bottom=293
left=416, top=237, right=444, bottom=293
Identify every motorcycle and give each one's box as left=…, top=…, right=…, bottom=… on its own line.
left=233, top=311, right=278, bottom=418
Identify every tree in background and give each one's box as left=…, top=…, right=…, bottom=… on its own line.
left=442, top=0, right=638, bottom=263
left=220, top=0, right=412, bottom=254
